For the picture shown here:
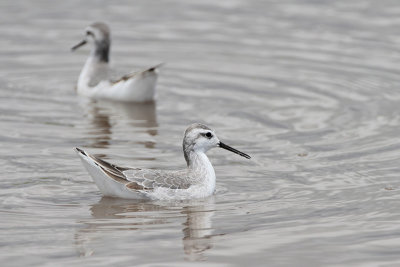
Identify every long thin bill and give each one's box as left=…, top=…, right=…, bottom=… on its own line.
left=71, top=39, right=87, bottom=51
left=219, top=142, right=251, bottom=159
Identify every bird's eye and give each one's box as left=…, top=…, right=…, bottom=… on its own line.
left=205, top=132, right=212, bottom=138
left=86, top=31, right=93, bottom=36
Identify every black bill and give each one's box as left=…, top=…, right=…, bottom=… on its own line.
left=71, top=39, right=87, bottom=51
left=219, top=142, right=251, bottom=159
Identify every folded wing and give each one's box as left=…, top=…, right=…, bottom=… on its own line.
left=123, top=169, right=192, bottom=190
left=111, top=63, right=164, bottom=85
left=77, top=148, right=191, bottom=191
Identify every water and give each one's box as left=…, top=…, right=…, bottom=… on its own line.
left=1, top=0, right=400, bottom=266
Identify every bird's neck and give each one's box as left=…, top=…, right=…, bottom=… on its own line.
left=187, top=151, right=216, bottom=192
left=92, top=42, right=110, bottom=63
left=78, top=50, right=110, bottom=89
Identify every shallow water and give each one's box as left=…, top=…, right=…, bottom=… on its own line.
left=2, top=0, right=400, bottom=266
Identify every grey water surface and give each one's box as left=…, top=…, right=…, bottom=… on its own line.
left=1, top=0, right=400, bottom=266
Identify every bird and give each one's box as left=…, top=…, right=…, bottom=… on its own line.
left=71, top=22, right=162, bottom=102
left=75, top=123, right=251, bottom=200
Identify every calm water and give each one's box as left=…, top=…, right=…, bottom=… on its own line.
left=2, top=0, right=400, bottom=266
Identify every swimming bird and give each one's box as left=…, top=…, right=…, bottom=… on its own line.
left=72, top=22, right=162, bottom=102
left=75, top=123, right=251, bottom=200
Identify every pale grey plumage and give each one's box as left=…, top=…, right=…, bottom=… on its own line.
left=183, top=123, right=212, bottom=166
left=75, top=123, right=250, bottom=200
left=123, top=169, right=194, bottom=190
left=79, top=148, right=194, bottom=191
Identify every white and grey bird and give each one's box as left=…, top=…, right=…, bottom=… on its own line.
left=72, top=22, right=162, bottom=102
left=75, top=123, right=251, bottom=200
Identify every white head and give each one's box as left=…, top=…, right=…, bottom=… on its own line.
left=182, top=123, right=251, bottom=166
left=71, top=22, right=111, bottom=62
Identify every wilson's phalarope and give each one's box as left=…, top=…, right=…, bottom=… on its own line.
left=72, top=22, right=162, bottom=102
left=75, top=123, right=250, bottom=200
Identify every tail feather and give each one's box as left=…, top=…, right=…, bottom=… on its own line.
left=75, top=147, right=87, bottom=156
left=111, top=63, right=165, bottom=84
left=144, top=63, right=165, bottom=73
left=75, top=147, right=128, bottom=183
left=75, top=147, right=147, bottom=199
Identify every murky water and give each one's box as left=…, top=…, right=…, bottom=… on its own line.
left=2, top=0, right=400, bottom=266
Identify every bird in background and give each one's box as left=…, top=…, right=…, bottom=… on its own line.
left=72, top=22, right=163, bottom=102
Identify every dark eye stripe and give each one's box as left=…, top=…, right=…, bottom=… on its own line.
left=200, top=132, right=213, bottom=138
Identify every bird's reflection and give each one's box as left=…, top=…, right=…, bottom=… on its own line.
left=79, top=98, right=158, bottom=150
left=75, top=197, right=215, bottom=261
left=181, top=202, right=215, bottom=261
left=84, top=103, right=112, bottom=149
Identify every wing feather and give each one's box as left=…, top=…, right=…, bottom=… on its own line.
left=76, top=148, right=190, bottom=192
left=111, top=63, right=164, bottom=84
left=82, top=151, right=140, bottom=184
left=122, top=169, right=192, bottom=190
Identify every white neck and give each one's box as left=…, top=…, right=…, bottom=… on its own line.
left=188, top=151, right=216, bottom=194
left=78, top=55, right=110, bottom=90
